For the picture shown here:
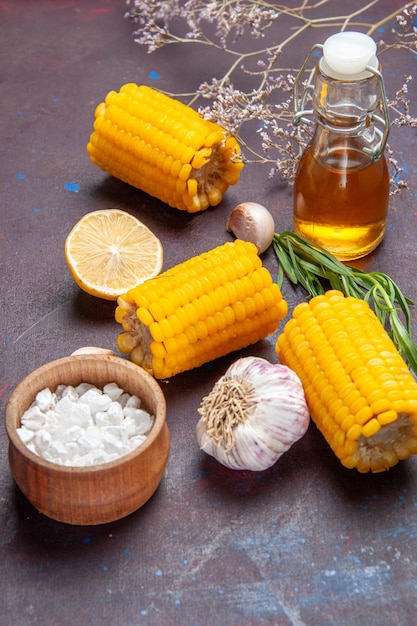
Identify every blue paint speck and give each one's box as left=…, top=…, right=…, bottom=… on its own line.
left=218, top=589, right=224, bottom=595
left=17, top=173, right=25, bottom=179
left=124, top=548, right=130, bottom=554
left=156, top=569, right=163, bottom=577
left=103, top=566, right=108, bottom=572
left=149, top=70, right=160, bottom=80
left=183, top=559, right=188, bottom=565
left=83, top=537, right=91, bottom=544
left=33, top=208, right=39, bottom=213
left=53, top=97, right=59, bottom=103
left=140, top=610, right=147, bottom=616
left=65, top=182, right=80, bottom=192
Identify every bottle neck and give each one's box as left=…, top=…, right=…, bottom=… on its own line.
left=309, top=121, right=385, bottom=170
left=310, top=64, right=385, bottom=161
left=313, top=64, right=381, bottom=125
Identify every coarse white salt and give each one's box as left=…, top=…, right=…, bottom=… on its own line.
left=106, top=401, right=125, bottom=424
left=103, top=382, right=124, bottom=402
left=117, top=393, right=131, bottom=409
left=34, top=429, right=52, bottom=453
left=20, top=405, right=45, bottom=431
left=77, top=388, right=112, bottom=415
left=125, top=394, right=141, bottom=409
left=123, top=407, right=154, bottom=435
left=17, top=383, right=155, bottom=467
left=75, top=382, right=95, bottom=396
left=35, top=387, right=54, bottom=412
left=16, top=427, right=34, bottom=445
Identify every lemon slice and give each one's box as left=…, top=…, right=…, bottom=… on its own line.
left=64, top=209, right=163, bottom=300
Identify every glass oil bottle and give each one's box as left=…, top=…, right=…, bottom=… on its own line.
left=293, top=32, right=390, bottom=261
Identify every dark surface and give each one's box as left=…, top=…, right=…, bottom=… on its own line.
left=1, top=1, right=417, bottom=625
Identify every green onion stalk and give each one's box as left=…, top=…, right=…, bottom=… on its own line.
left=272, top=231, right=417, bottom=377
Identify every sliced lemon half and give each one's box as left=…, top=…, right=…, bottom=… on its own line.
left=64, top=209, right=163, bottom=300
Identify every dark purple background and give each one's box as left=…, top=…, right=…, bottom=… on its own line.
left=1, top=1, right=417, bottom=624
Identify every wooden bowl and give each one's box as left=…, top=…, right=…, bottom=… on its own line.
left=5, top=354, right=169, bottom=525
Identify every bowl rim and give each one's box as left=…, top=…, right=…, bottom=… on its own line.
left=5, top=353, right=167, bottom=474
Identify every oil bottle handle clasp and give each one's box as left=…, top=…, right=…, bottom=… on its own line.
left=293, top=44, right=324, bottom=127
left=361, top=65, right=390, bottom=161
left=293, top=43, right=390, bottom=161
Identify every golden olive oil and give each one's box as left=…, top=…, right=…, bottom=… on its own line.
left=294, top=143, right=389, bottom=261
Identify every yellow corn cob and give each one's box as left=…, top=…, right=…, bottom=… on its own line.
left=116, top=240, right=288, bottom=379
left=276, top=290, right=417, bottom=473
left=87, top=83, right=244, bottom=213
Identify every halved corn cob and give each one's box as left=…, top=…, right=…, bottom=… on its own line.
left=116, top=240, right=288, bottom=379
left=276, top=290, right=417, bottom=473
left=87, top=83, right=244, bottom=213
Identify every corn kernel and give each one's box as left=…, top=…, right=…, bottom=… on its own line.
left=377, top=410, right=398, bottom=426
left=347, top=423, right=363, bottom=441
left=117, top=332, right=137, bottom=352
left=355, top=406, right=374, bottom=425
left=362, top=418, right=381, bottom=438
left=370, top=398, right=391, bottom=414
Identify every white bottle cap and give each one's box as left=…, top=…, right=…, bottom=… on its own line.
left=320, top=31, right=378, bottom=80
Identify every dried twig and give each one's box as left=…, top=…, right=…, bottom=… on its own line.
left=125, top=1, right=417, bottom=189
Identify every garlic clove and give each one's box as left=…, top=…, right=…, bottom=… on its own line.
left=227, top=202, right=275, bottom=253
left=71, top=347, right=115, bottom=356
left=196, top=356, right=310, bottom=471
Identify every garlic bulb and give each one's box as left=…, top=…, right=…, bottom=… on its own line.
left=227, top=202, right=275, bottom=253
left=196, top=356, right=310, bottom=471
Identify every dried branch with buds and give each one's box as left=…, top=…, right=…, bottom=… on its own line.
left=125, top=0, right=417, bottom=191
